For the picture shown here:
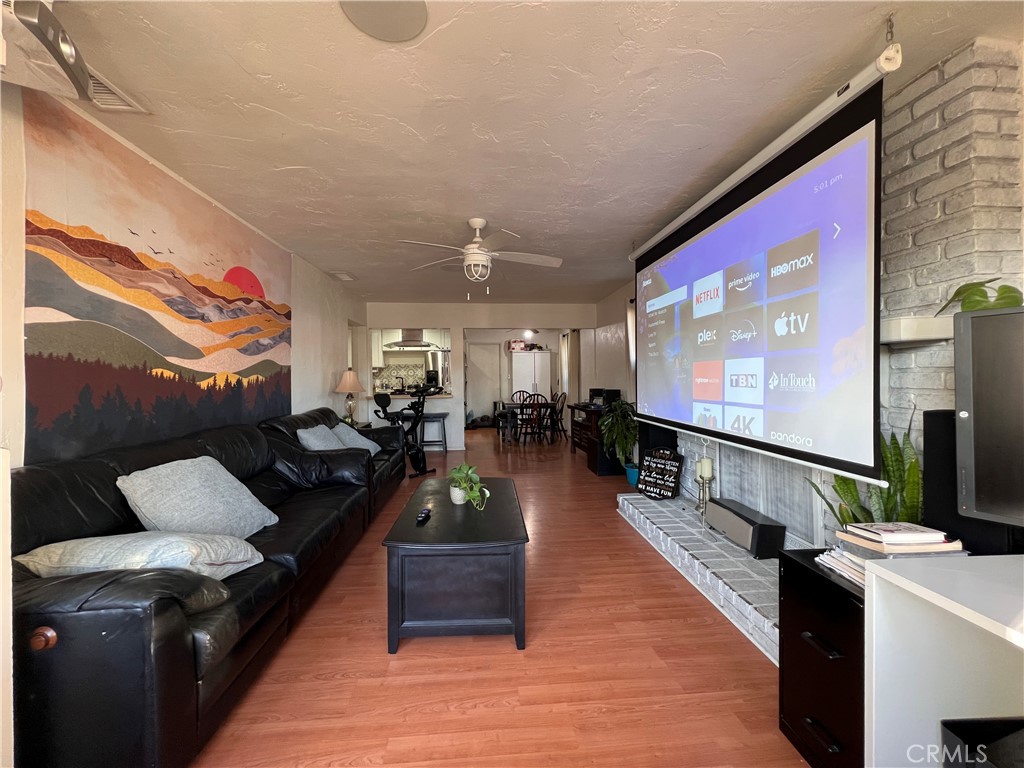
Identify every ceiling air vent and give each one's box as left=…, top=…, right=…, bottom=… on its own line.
left=87, top=68, right=147, bottom=113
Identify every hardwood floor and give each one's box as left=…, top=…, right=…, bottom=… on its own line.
left=194, top=429, right=804, bottom=767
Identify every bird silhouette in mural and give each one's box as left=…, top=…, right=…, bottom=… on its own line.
left=128, top=228, right=139, bottom=236
left=167, top=248, right=175, bottom=254
left=149, top=246, right=164, bottom=255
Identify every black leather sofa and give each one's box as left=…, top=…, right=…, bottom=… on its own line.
left=259, top=407, right=405, bottom=523
left=11, top=424, right=371, bottom=768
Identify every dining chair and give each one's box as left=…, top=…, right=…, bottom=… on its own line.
left=520, top=393, right=550, bottom=443
left=510, top=390, right=530, bottom=404
left=551, top=392, right=568, bottom=442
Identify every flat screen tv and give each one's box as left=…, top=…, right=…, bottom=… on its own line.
left=635, top=83, right=882, bottom=481
left=954, top=306, right=1024, bottom=529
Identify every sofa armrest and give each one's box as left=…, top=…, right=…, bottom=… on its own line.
left=13, top=570, right=206, bottom=767
left=264, top=433, right=371, bottom=488
left=14, top=568, right=230, bottom=617
left=359, top=425, right=404, bottom=451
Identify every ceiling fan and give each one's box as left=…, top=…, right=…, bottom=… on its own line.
left=401, top=218, right=562, bottom=282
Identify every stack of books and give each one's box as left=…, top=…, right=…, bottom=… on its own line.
left=815, top=522, right=966, bottom=587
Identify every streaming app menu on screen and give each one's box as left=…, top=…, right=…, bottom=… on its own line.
left=636, top=124, right=876, bottom=467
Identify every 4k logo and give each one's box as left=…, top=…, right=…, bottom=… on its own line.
left=730, top=415, right=757, bottom=435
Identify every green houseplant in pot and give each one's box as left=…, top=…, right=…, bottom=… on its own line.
left=806, top=411, right=923, bottom=526
left=599, top=399, right=640, bottom=485
left=447, top=463, right=489, bottom=510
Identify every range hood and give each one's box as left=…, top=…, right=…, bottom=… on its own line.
left=1, top=0, right=93, bottom=100
left=383, top=329, right=440, bottom=349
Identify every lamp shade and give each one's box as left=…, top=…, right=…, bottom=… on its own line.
left=334, top=367, right=365, bottom=394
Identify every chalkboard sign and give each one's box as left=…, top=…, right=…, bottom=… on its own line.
left=637, top=447, right=683, bottom=500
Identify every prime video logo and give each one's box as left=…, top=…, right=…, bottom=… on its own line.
left=728, top=271, right=760, bottom=291
left=770, top=253, right=814, bottom=278
left=768, top=371, right=816, bottom=391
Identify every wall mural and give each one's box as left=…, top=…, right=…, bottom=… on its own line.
left=22, top=91, right=292, bottom=464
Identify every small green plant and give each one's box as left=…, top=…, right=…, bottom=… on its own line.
left=935, top=278, right=1023, bottom=316
left=807, top=413, right=922, bottom=527
left=598, top=399, right=639, bottom=468
left=447, top=463, right=489, bottom=510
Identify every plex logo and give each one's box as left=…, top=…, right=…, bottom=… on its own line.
left=698, top=328, right=717, bottom=345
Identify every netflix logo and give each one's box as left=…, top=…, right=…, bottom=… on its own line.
left=692, top=270, right=724, bottom=319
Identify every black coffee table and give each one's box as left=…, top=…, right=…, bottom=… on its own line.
left=383, top=477, right=528, bottom=653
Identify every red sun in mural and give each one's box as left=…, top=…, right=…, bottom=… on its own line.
left=223, top=266, right=266, bottom=299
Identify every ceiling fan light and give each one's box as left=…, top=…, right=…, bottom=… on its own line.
left=463, top=252, right=491, bottom=282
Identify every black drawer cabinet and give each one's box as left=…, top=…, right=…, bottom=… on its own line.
left=779, top=549, right=865, bottom=768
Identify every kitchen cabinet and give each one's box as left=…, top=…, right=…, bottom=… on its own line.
left=423, top=328, right=450, bottom=349
left=371, top=329, right=383, bottom=368
left=510, top=351, right=551, bottom=396
left=779, top=549, right=864, bottom=768
left=381, top=329, right=402, bottom=347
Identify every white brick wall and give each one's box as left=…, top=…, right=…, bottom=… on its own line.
left=882, top=36, right=1023, bottom=437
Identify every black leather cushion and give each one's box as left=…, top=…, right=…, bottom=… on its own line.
left=196, top=425, right=275, bottom=480
left=188, top=561, right=294, bottom=677
left=14, top=568, right=231, bottom=616
left=101, top=436, right=206, bottom=477
left=11, top=459, right=142, bottom=555
left=260, top=408, right=340, bottom=442
left=248, top=485, right=368, bottom=574
left=244, top=468, right=299, bottom=508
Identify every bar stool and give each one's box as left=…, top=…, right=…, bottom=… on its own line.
left=419, top=412, right=448, bottom=453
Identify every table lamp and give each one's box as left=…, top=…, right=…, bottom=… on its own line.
left=334, top=367, right=365, bottom=422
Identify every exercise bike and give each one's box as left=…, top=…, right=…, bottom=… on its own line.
left=373, top=384, right=442, bottom=478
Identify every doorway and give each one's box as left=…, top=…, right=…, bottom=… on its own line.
left=466, top=342, right=501, bottom=425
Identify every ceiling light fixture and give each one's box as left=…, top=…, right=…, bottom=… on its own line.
left=339, top=1, right=427, bottom=43
left=463, top=252, right=491, bottom=282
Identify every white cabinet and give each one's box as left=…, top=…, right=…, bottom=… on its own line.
left=864, top=556, right=1024, bottom=767
left=511, top=351, right=551, bottom=396
left=381, top=329, right=401, bottom=347
left=423, top=328, right=450, bottom=349
left=370, top=329, right=383, bottom=368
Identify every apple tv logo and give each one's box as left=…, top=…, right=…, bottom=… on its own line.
left=767, top=293, right=818, bottom=352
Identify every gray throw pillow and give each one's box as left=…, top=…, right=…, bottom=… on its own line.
left=116, top=456, right=278, bottom=538
left=331, top=422, right=382, bottom=456
left=296, top=424, right=346, bottom=451
left=15, top=531, right=263, bottom=580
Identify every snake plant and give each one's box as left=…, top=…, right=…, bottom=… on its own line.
left=807, top=412, right=922, bottom=526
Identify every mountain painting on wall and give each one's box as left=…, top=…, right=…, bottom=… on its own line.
left=22, top=91, right=292, bottom=463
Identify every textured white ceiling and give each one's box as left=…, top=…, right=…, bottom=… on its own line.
left=57, top=1, right=1023, bottom=304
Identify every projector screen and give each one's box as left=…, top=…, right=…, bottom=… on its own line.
left=635, top=84, right=882, bottom=480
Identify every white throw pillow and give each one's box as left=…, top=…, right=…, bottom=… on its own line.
left=116, top=456, right=278, bottom=538
left=296, top=424, right=346, bottom=451
left=15, top=531, right=263, bottom=580
left=331, top=422, right=382, bottom=456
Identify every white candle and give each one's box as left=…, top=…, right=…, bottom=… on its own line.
left=698, top=456, right=713, bottom=480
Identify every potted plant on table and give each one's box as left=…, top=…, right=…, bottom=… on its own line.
left=599, top=399, right=640, bottom=485
left=447, top=463, right=489, bottom=509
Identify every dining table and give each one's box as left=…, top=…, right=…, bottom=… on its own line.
left=498, top=400, right=557, bottom=444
